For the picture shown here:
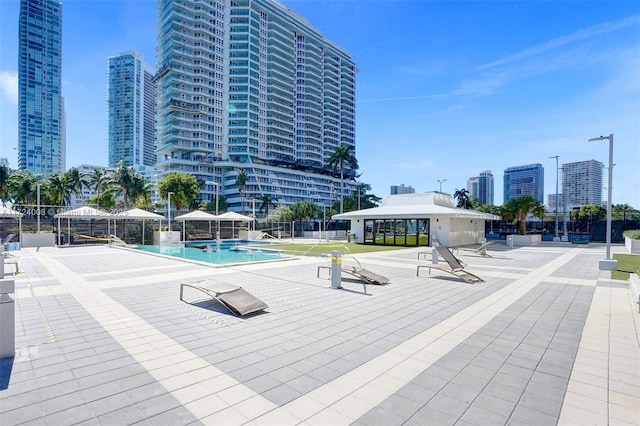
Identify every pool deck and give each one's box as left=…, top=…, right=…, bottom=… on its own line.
left=1, top=242, right=638, bottom=425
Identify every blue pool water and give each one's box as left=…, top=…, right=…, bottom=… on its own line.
left=136, top=240, right=282, bottom=264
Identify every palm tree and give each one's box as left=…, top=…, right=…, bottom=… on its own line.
left=65, top=167, right=87, bottom=205
left=453, top=188, right=472, bottom=209
left=0, top=165, right=9, bottom=206
left=114, top=161, right=135, bottom=209
left=45, top=173, right=72, bottom=207
left=258, top=194, right=277, bottom=219
left=86, top=167, right=110, bottom=209
left=327, top=145, right=358, bottom=213
left=235, top=169, right=248, bottom=213
left=129, top=173, right=151, bottom=208
left=8, top=170, right=38, bottom=205
left=501, top=195, right=543, bottom=235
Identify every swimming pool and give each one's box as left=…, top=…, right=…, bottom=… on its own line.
left=136, top=240, right=282, bottom=265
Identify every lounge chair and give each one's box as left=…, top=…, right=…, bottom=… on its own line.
left=454, top=241, right=495, bottom=258
left=179, top=280, right=268, bottom=316
left=342, top=266, right=390, bottom=285
left=3, top=252, right=20, bottom=274
left=2, top=233, right=16, bottom=245
left=317, top=257, right=390, bottom=285
left=417, top=245, right=484, bottom=283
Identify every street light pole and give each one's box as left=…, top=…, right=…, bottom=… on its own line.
left=167, top=192, right=173, bottom=232
left=588, top=134, right=617, bottom=271
left=206, top=181, right=219, bottom=216
left=549, top=156, right=559, bottom=241
left=36, top=182, right=41, bottom=233
left=437, top=179, right=447, bottom=193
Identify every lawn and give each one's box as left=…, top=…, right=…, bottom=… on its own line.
left=255, top=242, right=410, bottom=257
left=612, top=253, right=640, bottom=280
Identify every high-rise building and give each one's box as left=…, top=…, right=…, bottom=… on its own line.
left=107, top=51, right=156, bottom=167
left=390, top=184, right=415, bottom=195
left=18, top=0, right=65, bottom=175
left=504, top=163, right=544, bottom=203
left=154, top=0, right=357, bottom=213
left=562, top=159, right=603, bottom=210
left=467, top=170, right=494, bottom=205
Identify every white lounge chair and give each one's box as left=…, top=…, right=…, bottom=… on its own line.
left=180, top=280, right=268, bottom=316
left=417, top=245, right=484, bottom=284
left=454, top=241, right=495, bottom=258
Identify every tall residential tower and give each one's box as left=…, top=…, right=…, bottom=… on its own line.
left=154, top=0, right=357, bottom=213
left=18, top=0, right=65, bottom=175
left=107, top=51, right=156, bottom=167
left=562, top=159, right=603, bottom=210
left=504, top=163, right=544, bottom=203
left=467, top=170, right=494, bottom=205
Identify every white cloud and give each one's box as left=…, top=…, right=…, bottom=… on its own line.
left=476, top=14, right=640, bottom=71
left=0, top=71, right=18, bottom=105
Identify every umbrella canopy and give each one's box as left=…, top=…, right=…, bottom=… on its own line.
left=54, top=206, right=112, bottom=219
left=114, top=208, right=163, bottom=220
left=0, top=206, right=23, bottom=218
left=174, top=210, right=218, bottom=221
left=216, top=211, right=254, bottom=221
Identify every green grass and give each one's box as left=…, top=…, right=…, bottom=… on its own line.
left=612, top=253, right=640, bottom=280
left=254, top=242, right=410, bottom=256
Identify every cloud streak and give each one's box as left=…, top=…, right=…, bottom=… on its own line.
left=476, top=14, right=640, bottom=70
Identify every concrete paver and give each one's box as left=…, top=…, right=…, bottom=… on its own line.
left=0, top=242, right=638, bottom=425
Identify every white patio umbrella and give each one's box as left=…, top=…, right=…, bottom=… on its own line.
left=54, top=206, right=112, bottom=246
left=215, top=211, right=254, bottom=238
left=174, top=210, right=219, bottom=241
left=114, top=208, right=164, bottom=245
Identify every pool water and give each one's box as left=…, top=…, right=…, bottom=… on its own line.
left=136, top=241, right=282, bottom=264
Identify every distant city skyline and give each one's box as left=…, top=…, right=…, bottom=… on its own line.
left=1, top=1, right=638, bottom=206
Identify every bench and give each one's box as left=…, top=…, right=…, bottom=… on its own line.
left=630, top=274, right=640, bottom=313
left=187, top=233, right=213, bottom=241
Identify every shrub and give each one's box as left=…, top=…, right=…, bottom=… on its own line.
left=623, top=230, right=640, bottom=240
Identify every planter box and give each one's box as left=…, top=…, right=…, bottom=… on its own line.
left=153, top=231, right=182, bottom=246
left=507, top=234, right=541, bottom=247
left=625, top=237, right=640, bottom=254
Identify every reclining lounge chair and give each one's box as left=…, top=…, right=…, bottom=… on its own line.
left=3, top=252, right=20, bottom=274
left=342, top=266, right=390, bottom=285
left=417, top=245, right=484, bottom=284
left=317, top=257, right=390, bottom=286
left=180, top=280, right=268, bottom=316
left=454, top=241, right=495, bottom=258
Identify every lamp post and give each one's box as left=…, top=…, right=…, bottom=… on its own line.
left=588, top=134, right=617, bottom=271
left=437, top=179, right=447, bottom=193
left=167, top=192, right=174, bottom=232
left=36, top=182, right=41, bottom=233
left=549, top=156, right=560, bottom=241
left=206, top=181, right=219, bottom=216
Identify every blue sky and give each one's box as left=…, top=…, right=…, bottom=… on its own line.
left=0, top=0, right=638, bottom=207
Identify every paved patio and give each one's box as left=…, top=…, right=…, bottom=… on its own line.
left=0, top=242, right=638, bottom=425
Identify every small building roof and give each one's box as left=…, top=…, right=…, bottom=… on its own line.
left=332, top=192, right=501, bottom=221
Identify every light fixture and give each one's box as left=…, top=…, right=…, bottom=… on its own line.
left=588, top=134, right=617, bottom=271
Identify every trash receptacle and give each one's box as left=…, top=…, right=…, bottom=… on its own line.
left=507, top=235, right=514, bottom=249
